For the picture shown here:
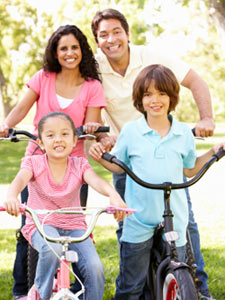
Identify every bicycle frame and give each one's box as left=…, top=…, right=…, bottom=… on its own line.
left=102, top=148, right=225, bottom=300
left=0, top=205, right=135, bottom=299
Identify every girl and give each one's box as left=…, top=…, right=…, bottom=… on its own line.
left=89, top=64, right=225, bottom=299
left=0, top=25, right=105, bottom=299
left=4, top=112, right=127, bottom=300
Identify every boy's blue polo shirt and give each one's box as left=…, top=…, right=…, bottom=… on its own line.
left=111, top=115, right=196, bottom=247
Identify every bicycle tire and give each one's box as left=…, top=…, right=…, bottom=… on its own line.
left=27, top=244, right=39, bottom=289
left=163, top=268, right=198, bottom=300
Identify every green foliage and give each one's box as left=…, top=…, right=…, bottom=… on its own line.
left=0, top=0, right=53, bottom=115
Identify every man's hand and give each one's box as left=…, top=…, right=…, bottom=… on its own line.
left=194, top=117, right=215, bottom=137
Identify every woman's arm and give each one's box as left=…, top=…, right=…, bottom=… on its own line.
left=0, top=88, right=38, bottom=137
left=4, top=168, right=33, bottom=216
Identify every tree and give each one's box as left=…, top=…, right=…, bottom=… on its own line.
left=0, top=0, right=53, bottom=118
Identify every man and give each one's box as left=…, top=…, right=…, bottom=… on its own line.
left=91, top=8, right=215, bottom=300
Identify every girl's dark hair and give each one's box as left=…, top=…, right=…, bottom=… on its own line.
left=38, top=111, right=77, bottom=139
left=91, top=8, right=129, bottom=43
left=43, top=25, right=100, bottom=81
left=133, top=64, right=180, bottom=115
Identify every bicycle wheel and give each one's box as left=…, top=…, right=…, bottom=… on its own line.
left=163, top=268, right=198, bottom=300
left=27, top=244, right=39, bottom=289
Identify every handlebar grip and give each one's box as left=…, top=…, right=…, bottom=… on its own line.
left=106, top=206, right=137, bottom=214
left=213, top=148, right=225, bottom=161
left=94, top=126, right=109, bottom=133
left=102, top=152, right=117, bottom=162
left=0, top=206, right=5, bottom=211
left=192, top=128, right=196, bottom=136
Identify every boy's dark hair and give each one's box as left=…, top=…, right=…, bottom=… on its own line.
left=43, top=25, right=100, bottom=81
left=91, top=8, right=129, bottom=43
left=38, top=111, right=77, bottom=139
left=133, top=64, right=180, bottom=115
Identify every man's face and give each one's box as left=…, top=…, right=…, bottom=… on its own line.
left=96, top=18, right=130, bottom=63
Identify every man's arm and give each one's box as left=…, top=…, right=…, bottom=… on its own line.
left=181, top=69, right=215, bottom=137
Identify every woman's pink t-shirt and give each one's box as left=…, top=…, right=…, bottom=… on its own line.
left=25, top=69, right=106, bottom=158
left=21, top=154, right=91, bottom=245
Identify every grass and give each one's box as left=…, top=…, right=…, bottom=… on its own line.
left=0, top=225, right=225, bottom=300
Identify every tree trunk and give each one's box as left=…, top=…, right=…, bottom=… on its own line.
left=0, top=67, right=13, bottom=118
left=210, top=0, right=225, bottom=30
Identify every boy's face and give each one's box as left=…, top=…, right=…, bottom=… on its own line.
left=142, top=81, right=170, bottom=119
left=38, top=117, right=77, bottom=160
left=96, top=18, right=130, bottom=64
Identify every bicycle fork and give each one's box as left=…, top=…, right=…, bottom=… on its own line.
left=51, top=244, right=81, bottom=300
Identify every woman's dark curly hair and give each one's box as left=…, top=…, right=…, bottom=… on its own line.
left=133, top=64, right=180, bottom=115
left=43, top=25, right=100, bottom=81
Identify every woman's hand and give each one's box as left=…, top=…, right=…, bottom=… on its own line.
left=0, top=123, right=9, bottom=137
left=84, top=122, right=102, bottom=135
left=4, top=197, right=21, bottom=217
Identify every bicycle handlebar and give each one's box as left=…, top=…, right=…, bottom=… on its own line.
left=102, top=148, right=225, bottom=190
left=0, top=204, right=136, bottom=244
left=4, top=126, right=110, bottom=142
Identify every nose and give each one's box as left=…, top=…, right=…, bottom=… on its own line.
left=55, top=134, right=62, bottom=142
left=66, top=48, right=73, bottom=55
left=107, top=33, right=116, bottom=43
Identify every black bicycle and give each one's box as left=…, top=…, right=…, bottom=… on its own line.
left=102, top=148, right=225, bottom=300
left=0, top=125, right=109, bottom=290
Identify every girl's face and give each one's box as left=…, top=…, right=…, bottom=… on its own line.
left=56, top=34, right=82, bottom=71
left=39, top=117, right=77, bottom=160
left=142, top=80, right=170, bottom=119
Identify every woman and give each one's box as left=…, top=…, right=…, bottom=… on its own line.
left=0, top=25, right=106, bottom=300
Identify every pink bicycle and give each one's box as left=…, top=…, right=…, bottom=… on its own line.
left=0, top=204, right=135, bottom=299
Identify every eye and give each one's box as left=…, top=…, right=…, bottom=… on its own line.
left=99, top=33, right=107, bottom=38
left=144, top=92, right=151, bottom=97
left=72, top=45, right=79, bottom=50
left=47, top=134, right=53, bottom=138
left=60, top=46, right=67, bottom=51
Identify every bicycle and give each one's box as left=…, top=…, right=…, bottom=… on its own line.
left=0, top=125, right=110, bottom=295
left=102, top=147, right=225, bottom=300
left=0, top=204, right=135, bottom=299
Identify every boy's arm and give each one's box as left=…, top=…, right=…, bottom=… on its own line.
left=4, top=168, right=33, bottom=216
left=184, top=142, right=225, bottom=177
left=89, top=142, right=123, bottom=174
left=83, top=168, right=127, bottom=221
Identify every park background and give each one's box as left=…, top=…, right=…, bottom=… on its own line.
left=0, top=0, right=225, bottom=299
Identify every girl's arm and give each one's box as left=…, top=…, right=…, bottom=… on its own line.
left=89, top=142, right=123, bottom=174
left=184, top=142, right=225, bottom=177
left=4, top=168, right=33, bottom=216
left=0, top=88, right=38, bottom=137
left=83, top=168, right=128, bottom=221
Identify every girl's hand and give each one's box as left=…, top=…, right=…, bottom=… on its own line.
left=0, top=123, right=9, bottom=137
left=109, top=191, right=129, bottom=222
left=213, top=142, right=225, bottom=154
left=89, top=142, right=106, bottom=161
left=4, top=197, right=21, bottom=216
left=84, top=122, right=102, bottom=135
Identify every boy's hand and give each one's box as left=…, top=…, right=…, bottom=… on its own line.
left=213, top=142, right=225, bottom=154
left=4, top=197, right=20, bottom=216
left=89, top=142, right=106, bottom=161
left=109, top=191, right=130, bottom=222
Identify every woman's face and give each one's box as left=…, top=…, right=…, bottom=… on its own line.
left=56, top=34, right=82, bottom=71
